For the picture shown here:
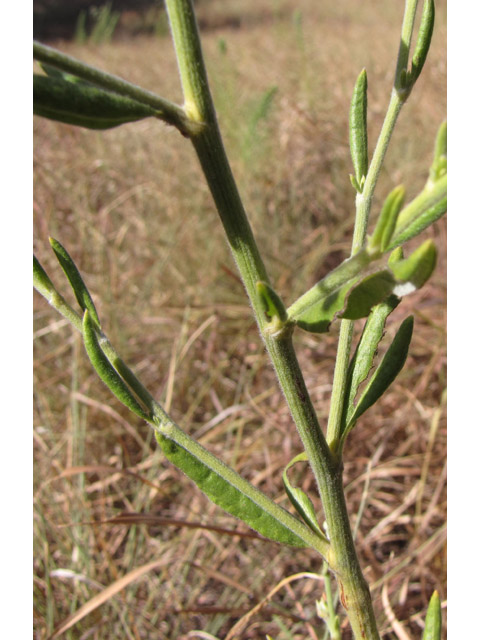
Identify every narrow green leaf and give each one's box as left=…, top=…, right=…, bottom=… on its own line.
left=390, top=239, right=437, bottom=292
left=282, top=453, right=326, bottom=539
left=341, top=271, right=396, bottom=320
left=49, top=237, right=101, bottom=327
left=34, top=73, right=158, bottom=130
left=349, top=69, right=368, bottom=188
left=33, top=255, right=56, bottom=299
left=343, top=296, right=400, bottom=433
left=369, top=185, right=405, bottom=253
left=428, top=121, right=447, bottom=185
left=154, top=426, right=313, bottom=548
left=387, top=174, right=446, bottom=250
left=411, top=0, right=435, bottom=82
left=422, top=590, right=442, bottom=640
left=256, top=281, right=287, bottom=323
left=82, top=311, right=150, bottom=421
left=33, top=254, right=83, bottom=331
left=347, top=316, right=414, bottom=428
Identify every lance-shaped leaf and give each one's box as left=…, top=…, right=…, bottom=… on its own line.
left=282, top=453, right=327, bottom=540
left=34, top=73, right=158, bottom=130
left=49, top=237, right=101, bottom=327
left=369, top=185, right=406, bottom=253
left=349, top=69, right=368, bottom=191
left=154, top=420, right=326, bottom=550
left=387, top=174, right=446, bottom=250
left=345, top=316, right=414, bottom=430
left=256, top=281, right=287, bottom=323
left=82, top=311, right=150, bottom=421
left=343, top=296, right=400, bottom=436
left=411, top=0, right=435, bottom=83
left=390, top=239, right=437, bottom=292
left=422, top=590, right=442, bottom=640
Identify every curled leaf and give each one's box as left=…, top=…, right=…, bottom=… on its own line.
left=282, top=453, right=326, bottom=539
left=349, top=69, right=368, bottom=190
left=49, top=237, right=101, bottom=327
left=82, top=311, right=150, bottom=421
left=390, top=239, right=437, bottom=292
left=34, top=73, right=158, bottom=130
left=341, top=271, right=396, bottom=320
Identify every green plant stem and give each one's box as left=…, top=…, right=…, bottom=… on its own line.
left=326, top=0, right=420, bottom=451
left=33, top=41, right=196, bottom=136
left=165, top=1, right=381, bottom=638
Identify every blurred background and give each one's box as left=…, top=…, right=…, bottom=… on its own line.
left=33, top=1, right=446, bottom=638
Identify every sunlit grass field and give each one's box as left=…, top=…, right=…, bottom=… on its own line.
left=33, top=1, right=446, bottom=638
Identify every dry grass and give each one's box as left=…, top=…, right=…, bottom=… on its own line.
left=33, top=1, right=446, bottom=638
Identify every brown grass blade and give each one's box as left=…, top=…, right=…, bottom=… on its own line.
left=48, top=558, right=165, bottom=638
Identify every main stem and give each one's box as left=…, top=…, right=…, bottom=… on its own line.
left=165, top=1, right=380, bottom=638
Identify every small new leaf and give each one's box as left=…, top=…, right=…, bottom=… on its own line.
left=282, top=453, right=326, bottom=539
left=256, top=281, right=287, bottom=323
left=387, top=174, right=446, bottom=250
left=33, top=255, right=56, bottom=299
left=369, top=185, right=406, bottom=253
left=49, top=237, right=101, bottom=327
left=34, top=73, right=158, bottom=130
left=422, top=591, right=442, bottom=640
left=82, top=311, right=150, bottom=421
left=349, top=69, right=368, bottom=189
left=411, top=0, right=435, bottom=83
left=390, top=239, right=437, bottom=292
left=346, top=316, right=414, bottom=429
left=428, top=121, right=447, bottom=185
left=343, top=296, right=400, bottom=436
